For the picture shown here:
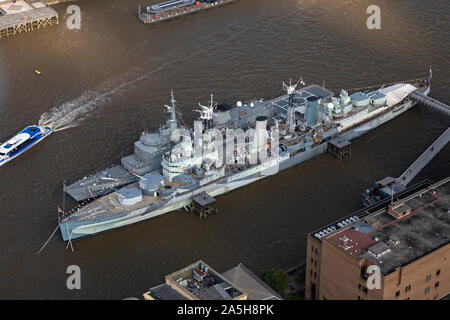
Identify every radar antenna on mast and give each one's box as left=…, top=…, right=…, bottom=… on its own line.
left=194, top=93, right=216, bottom=120
left=282, top=77, right=306, bottom=95
left=194, top=94, right=217, bottom=129
left=282, top=77, right=304, bottom=133
left=164, top=90, right=178, bottom=128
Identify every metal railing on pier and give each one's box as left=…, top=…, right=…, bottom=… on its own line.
left=409, top=91, right=450, bottom=116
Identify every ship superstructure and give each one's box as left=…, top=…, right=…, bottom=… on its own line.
left=64, top=91, right=181, bottom=201
left=59, top=78, right=431, bottom=241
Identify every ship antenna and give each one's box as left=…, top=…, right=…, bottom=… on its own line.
left=63, top=179, right=66, bottom=214
left=170, top=89, right=177, bottom=121
left=282, top=79, right=299, bottom=133
left=164, top=90, right=178, bottom=128
left=390, top=182, right=395, bottom=205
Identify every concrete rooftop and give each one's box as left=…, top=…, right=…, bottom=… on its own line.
left=324, top=177, right=450, bottom=275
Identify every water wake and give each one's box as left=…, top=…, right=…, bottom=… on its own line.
left=38, top=38, right=215, bottom=132
left=38, top=89, right=111, bottom=132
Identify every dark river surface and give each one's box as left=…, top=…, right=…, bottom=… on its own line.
left=0, top=0, right=448, bottom=299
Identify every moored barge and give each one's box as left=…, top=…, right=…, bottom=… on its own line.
left=138, top=0, right=239, bottom=24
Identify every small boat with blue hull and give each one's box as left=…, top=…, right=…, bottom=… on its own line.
left=0, top=125, right=53, bottom=167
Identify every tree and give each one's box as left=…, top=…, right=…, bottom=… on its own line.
left=258, top=268, right=288, bottom=296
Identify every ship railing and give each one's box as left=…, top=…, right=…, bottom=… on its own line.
left=65, top=161, right=123, bottom=185
left=339, top=77, right=429, bottom=94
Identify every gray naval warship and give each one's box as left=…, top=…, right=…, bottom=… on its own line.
left=59, top=76, right=431, bottom=241
left=64, top=91, right=181, bottom=201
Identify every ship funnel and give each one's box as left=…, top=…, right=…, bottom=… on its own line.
left=255, top=116, right=268, bottom=150
left=305, top=96, right=319, bottom=127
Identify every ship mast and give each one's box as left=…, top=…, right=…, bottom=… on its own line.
left=164, top=90, right=178, bottom=130
left=283, top=78, right=301, bottom=134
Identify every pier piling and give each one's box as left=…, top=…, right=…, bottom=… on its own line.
left=0, top=1, right=58, bottom=39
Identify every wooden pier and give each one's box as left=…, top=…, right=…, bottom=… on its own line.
left=192, top=192, right=217, bottom=219
left=328, top=138, right=352, bottom=160
left=0, top=1, right=58, bottom=39
left=138, top=0, right=239, bottom=25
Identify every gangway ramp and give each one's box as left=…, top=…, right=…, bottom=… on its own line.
left=409, top=91, right=450, bottom=116
left=396, top=127, right=450, bottom=188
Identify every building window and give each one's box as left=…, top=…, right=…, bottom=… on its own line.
left=315, top=248, right=318, bottom=255
left=405, top=285, right=411, bottom=292
left=311, top=246, right=314, bottom=252
left=314, top=260, right=317, bottom=267
left=395, top=290, right=400, bottom=297
left=311, top=258, right=313, bottom=264
left=358, top=283, right=362, bottom=290
left=425, top=287, right=430, bottom=294
left=310, top=269, right=313, bottom=276
left=436, top=269, right=440, bottom=276
left=362, top=287, right=368, bottom=294
left=433, top=293, right=438, bottom=300
left=426, top=274, right=431, bottom=281
left=435, top=281, right=439, bottom=288
left=314, top=272, right=317, bottom=278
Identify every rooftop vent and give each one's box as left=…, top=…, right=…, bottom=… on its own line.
left=388, top=235, right=401, bottom=246
left=368, top=242, right=391, bottom=259
left=388, top=203, right=411, bottom=219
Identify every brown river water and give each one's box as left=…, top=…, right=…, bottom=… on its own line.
left=0, top=0, right=448, bottom=299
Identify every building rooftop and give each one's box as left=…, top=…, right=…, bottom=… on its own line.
left=222, top=263, right=283, bottom=300
left=145, top=283, right=188, bottom=300
left=145, top=261, right=246, bottom=300
left=327, top=228, right=376, bottom=256
left=320, top=177, right=450, bottom=275
left=144, top=261, right=283, bottom=300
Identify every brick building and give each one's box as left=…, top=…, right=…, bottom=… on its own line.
left=306, top=177, right=449, bottom=300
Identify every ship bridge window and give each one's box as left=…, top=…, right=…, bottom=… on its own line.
left=0, top=152, right=5, bottom=156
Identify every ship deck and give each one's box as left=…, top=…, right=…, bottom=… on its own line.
left=271, top=84, right=334, bottom=116
left=67, top=180, right=186, bottom=222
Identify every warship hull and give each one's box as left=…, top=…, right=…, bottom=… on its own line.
left=59, top=85, right=429, bottom=241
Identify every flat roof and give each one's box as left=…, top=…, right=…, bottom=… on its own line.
left=359, top=178, right=450, bottom=274
left=146, top=283, right=188, bottom=300
left=327, top=228, right=376, bottom=256
left=322, top=177, right=450, bottom=275
left=147, top=261, right=283, bottom=300
left=167, top=260, right=245, bottom=300
left=192, top=192, right=216, bottom=207
left=329, top=137, right=351, bottom=148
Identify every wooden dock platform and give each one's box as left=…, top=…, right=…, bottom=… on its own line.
left=0, top=1, right=58, bottom=39
left=327, top=138, right=352, bottom=160
left=192, top=192, right=217, bottom=219
left=138, top=0, right=239, bottom=25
